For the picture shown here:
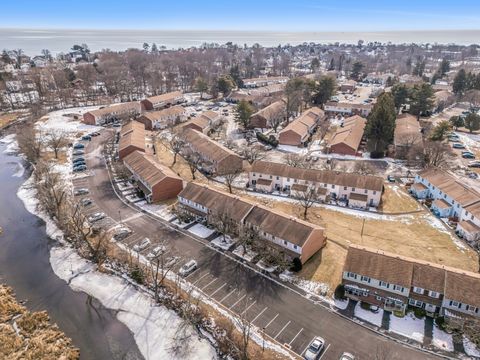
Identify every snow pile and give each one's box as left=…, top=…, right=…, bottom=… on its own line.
left=35, top=106, right=102, bottom=135
left=2, top=133, right=19, bottom=154
left=432, top=325, right=454, bottom=352
left=353, top=302, right=383, bottom=327
left=171, top=219, right=194, bottom=229
left=232, top=245, right=258, bottom=262
left=210, top=235, right=236, bottom=251
left=463, top=336, right=480, bottom=358
left=137, top=202, right=176, bottom=222
left=388, top=312, right=424, bottom=343
left=188, top=223, right=216, bottom=238
left=279, top=271, right=329, bottom=297
left=50, top=246, right=217, bottom=360
left=421, top=214, right=467, bottom=250
left=12, top=161, right=25, bottom=178
left=333, top=298, right=349, bottom=310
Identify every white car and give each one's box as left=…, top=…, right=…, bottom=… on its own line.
left=179, top=260, right=197, bottom=277
left=146, top=245, right=167, bottom=259
left=304, top=337, right=325, bottom=360
left=87, top=212, right=105, bottom=223
left=112, top=226, right=132, bottom=241
left=133, top=238, right=151, bottom=252
left=74, top=188, right=89, bottom=196
left=339, top=352, right=355, bottom=360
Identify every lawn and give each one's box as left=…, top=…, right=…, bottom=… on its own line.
left=0, top=112, right=21, bottom=128
left=238, top=190, right=479, bottom=295
left=379, top=184, right=422, bottom=213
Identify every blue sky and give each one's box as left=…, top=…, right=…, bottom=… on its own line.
left=1, top=0, right=479, bottom=31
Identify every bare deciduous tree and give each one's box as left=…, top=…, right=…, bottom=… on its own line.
left=46, top=131, right=69, bottom=159
left=183, top=149, right=202, bottom=180
left=295, top=186, right=320, bottom=220
left=166, top=133, right=186, bottom=166
left=16, top=124, right=42, bottom=164
left=353, top=161, right=376, bottom=175
left=285, top=153, right=307, bottom=168
left=423, top=140, right=454, bottom=168
left=224, top=170, right=242, bottom=194
left=241, top=146, right=265, bottom=165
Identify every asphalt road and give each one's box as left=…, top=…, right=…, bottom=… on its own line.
left=73, top=129, right=443, bottom=360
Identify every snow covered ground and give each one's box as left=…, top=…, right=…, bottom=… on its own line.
left=353, top=302, right=383, bottom=327
left=388, top=312, right=424, bottom=343
left=187, top=223, right=216, bottom=238
left=232, top=245, right=258, bottom=262
left=17, top=173, right=218, bottom=360
left=333, top=298, right=349, bottom=310
left=137, top=202, right=176, bottom=222
left=463, top=336, right=480, bottom=358
left=50, top=246, right=217, bottom=360
left=432, top=325, right=454, bottom=352
left=210, top=235, right=236, bottom=251
left=1, top=133, right=19, bottom=154
left=35, top=106, right=102, bottom=135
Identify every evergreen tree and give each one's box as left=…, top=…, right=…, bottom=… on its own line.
left=391, top=83, right=409, bottom=110
left=430, top=121, right=451, bottom=141
left=350, top=61, right=364, bottom=81
left=217, top=75, right=235, bottom=95
left=410, top=83, right=435, bottom=119
left=328, top=58, right=335, bottom=71
left=312, top=76, right=336, bottom=107
left=464, top=112, right=480, bottom=133
left=235, top=100, right=254, bottom=130
left=449, top=115, right=464, bottom=130
left=364, top=92, right=396, bottom=157
left=311, top=57, right=320, bottom=71
left=194, top=77, right=209, bottom=98
left=453, top=69, right=467, bottom=95
left=439, top=58, right=450, bottom=76
left=142, top=42, right=150, bottom=52
left=151, top=43, right=158, bottom=54
left=229, top=65, right=243, bottom=87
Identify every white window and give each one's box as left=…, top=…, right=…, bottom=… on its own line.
left=376, top=296, right=382, bottom=301
left=409, top=299, right=423, bottom=308
left=360, top=275, right=371, bottom=283
left=413, top=287, right=424, bottom=294
left=450, top=300, right=460, bottom=308
left=379, top=281, right=389, bottom=288
left=393, top=285, right=404, bottom=292
left=428, top=290, right=440, bottom=299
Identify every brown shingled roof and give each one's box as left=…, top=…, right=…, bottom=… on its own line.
left=394, top=114, right=422, bottom=147
left=144, top=91, right=182, bottom=104
left=181, top=128, right=240, bottom=163
left=279, top=107, right=324, bottom=139
left=251, top=160, right=383, bottom=191
left=118, top=121, right=146, bottom=153
left=328, top=115, right=366, bottom=152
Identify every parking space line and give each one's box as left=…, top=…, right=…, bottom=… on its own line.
left=191, top=272, right=210, bottom=284
left=264, top=313, right=279, bottom=329
left=209, top=283, right=227, bottom=297
left=301, top=342, right=311, bottom=357
left=229, top=294, right=246, bottom=309
left=241, top=300, right=257, bottom=315
left=201, top=277, right=218, bottom=290
left=274, top=320, right=291, bottom=340
left=319, top=344, right=331, bottom=359
left=219, top=288, right=236, bottom=303
left=288, top=328, right=303, bottom=346
left=251, top=307, right=268, bottom=324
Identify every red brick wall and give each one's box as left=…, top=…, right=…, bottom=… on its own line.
left=83, top=112, right=96, bottom=125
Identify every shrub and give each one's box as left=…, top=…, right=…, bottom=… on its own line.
left=130, top=265, right=144, bottom=285
left=256, top=131, right=278, bottom=147
left=413, top=307, right=426, bottom=319
left=360, top=301, right=371, bottom=310
left=334, top=284, right=346, bottom=300
left=393, top=310, right=405, bottom=318
left=435, top=316, right=446, bottom=330
left=290, top=257, right=302, bottom=272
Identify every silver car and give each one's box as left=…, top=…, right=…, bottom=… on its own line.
left=304, top=337, right=325, bottom=360
left=147, top=245, right=167, bottom=259
left=179, top=260, right=197, bottom=277
left=87, top=212, right=105, bottom=223
left=133, top=238, right=151, bottom=252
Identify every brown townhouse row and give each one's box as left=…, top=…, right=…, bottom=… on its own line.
left=118, top=120, right=147, bottom=160
left=83, top=102, right=142, bottom=125
left=249, top=100, right=286, bottom=129
left=249, top=160, right=384, bottom=208
left=278, top=107, right=325, bottom=147
left=180, top=128, right=243, bottom=175
left=177, top=183, right=326, bottom=264
left=342, top=245, right=480, bottom=323
left=136, top=105, right=186, bottom=130
left=140, top=91, right=184, bottom=111
left=123, top=150, right=184, bottom=203
left=182, top=110, right=221, bottom=134
left=327, top=115, right=366, bottom=156
left=393, top=113, right=423, bottom=158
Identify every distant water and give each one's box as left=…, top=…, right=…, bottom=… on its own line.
left=1, top=28, right=479, bottom=55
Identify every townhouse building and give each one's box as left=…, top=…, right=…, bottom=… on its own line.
left=249, top=100, right=286, bottom=129
left=411, top=168, right=480, bottom=243
left=242, top=76, right=289, bottom=88
left=327, top=115, right=366, bottom=156
left=83, top=101, right=142, bottom=125
left=118, top=120, right=146, bottom=160
left=249, top=161, right=383, bottom=208
left=393, top=113, right=423, bottom=158
left=342, top=245, right=480, bottom=324
left=278, top=107, right=324, bottom=147
left=177, top=183, right=326, bottom=263
left=123, top=150, right=183, bottom=203
left=136, top=105, right=186, bottom=130
left=140, top=91, right=184, bottom=111
left=180, top=128, right=243, bottom=175
left=182, top=110, right=221, bottom=134
left=324, top=102, right=373, bottom=117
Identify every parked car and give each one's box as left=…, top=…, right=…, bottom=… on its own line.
left=73, top=160, right=86, bottom=166
left=468, top=161, right=480, bottom=168
left=73, top=157, right=86, bottom=163
left=179, top=259, right=197, bottom=277
left=452, top=143, right=466, bottom=149
left=387, top=175, right=395, bottom=183
left=467, top=172, right=479, bottom=179
left=73, top=150, right=85, bottom=156
left=462, top=151, right=475, bottom=159
left=88, top=212, right=105, bottom=223
left=74, top=188, right=89, bottom=196
left=73, top=143, right=85, bottom=149
left=81, top=135, right=92, bottom=141
left=80, top=198, right=92, bottom=206
left=112, top=123, right=121, bottom=128
left=304, top=337, right=325, bottom=360
left=73, top=164, right=87, bottom=172
left=146, top=245, right=167, bottom=259
left=133, top=238, right=151, bottom=252
left=112, top=226, right=132, bottom=241
left=339, top=353, right=355, bottom=360
left=90, top=132, right=100, bottom=137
